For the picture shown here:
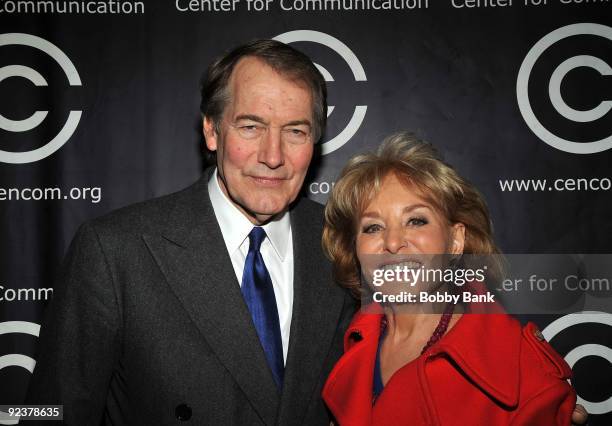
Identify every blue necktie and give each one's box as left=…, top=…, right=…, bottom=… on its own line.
left=241, top=227, right=284, bottom=390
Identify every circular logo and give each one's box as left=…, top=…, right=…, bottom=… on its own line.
left=0, top=33, right=82, bottom=164
left=516, top=23, right=612, bottom=154
left=543, top=311, right=612, bottom=415
left=0, top=321, right=40, bottom=425
left=273, top=30, right=367, bottom=155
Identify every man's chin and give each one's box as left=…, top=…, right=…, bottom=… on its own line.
left=230, top=197, right=281, bottom=221
left=252, top=206, right=287, bottom=220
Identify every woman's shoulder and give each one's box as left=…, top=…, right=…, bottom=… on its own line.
left=511, top=321, right=576, bottom=425
left=431, top=313, right=573, bottom=403
left=477, top=315, right=573, bottom=390
left=519, top=322, right=572, bottom=381
left=517, top=321, right=574, bottom=403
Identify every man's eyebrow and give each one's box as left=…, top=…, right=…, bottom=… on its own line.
left=234, top=114, right=267, bottom=124
left=284, top=119, right=312, bottom=127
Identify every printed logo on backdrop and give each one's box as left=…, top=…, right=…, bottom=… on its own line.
left=543, top=312, right=612, bottom=416
left=517, top=23, right=612, bottom=154
left=0, top=321, right=39, bottom=425
left=273, top=30, right=367, bottom=155
left=0, top=33, right=82, bottom=164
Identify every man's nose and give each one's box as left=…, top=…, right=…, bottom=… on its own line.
left=258, top=129, right=284, bottom=168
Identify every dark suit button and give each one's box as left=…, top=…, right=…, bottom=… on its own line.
left=175, top=404, right=192, bottom=421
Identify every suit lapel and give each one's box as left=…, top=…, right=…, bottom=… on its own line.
left=142, top=174, right=279, bottom=425
left=276, top=199, right=347, bottom=425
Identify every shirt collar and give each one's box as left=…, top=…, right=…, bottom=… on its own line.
left=208, top=168, right=290, bottom=260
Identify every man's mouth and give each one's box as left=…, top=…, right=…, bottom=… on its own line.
left=250, top=176, right=286, bottom=186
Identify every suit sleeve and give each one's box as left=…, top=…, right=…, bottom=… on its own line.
left=509, top=381, right=576, bottom=426
left=25, top=222, right=121, bottom=425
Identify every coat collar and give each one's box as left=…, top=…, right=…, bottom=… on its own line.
left=322, top=308, right=381, bottom=426
left=429, top=284, right=521, bottom=408
left=323, top=301, right=522, bottom=425
left=429, top=312, right=522, bottom=408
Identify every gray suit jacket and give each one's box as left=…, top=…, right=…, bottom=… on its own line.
left=25, top=172, right=355, bottom=425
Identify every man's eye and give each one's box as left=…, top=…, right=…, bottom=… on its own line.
left=237, top=125, right=262, bottom=138
left=283, top=128, right=309, bottom=144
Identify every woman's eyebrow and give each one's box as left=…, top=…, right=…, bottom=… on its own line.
left=360, top=210, right=380, bottom=219
left=360, top=203, right=431, bottom=220
left=403, top=204, right=431, bottom=213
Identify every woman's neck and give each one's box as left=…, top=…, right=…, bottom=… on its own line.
left=382, top=289, right=464, bottom=345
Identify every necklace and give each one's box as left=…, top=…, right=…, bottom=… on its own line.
left=420, top=302, right=455, bottom=355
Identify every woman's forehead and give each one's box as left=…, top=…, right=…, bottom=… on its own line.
left=358, top=172, right=450, bottom=219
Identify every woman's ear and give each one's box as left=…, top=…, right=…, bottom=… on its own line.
left=450, top=223, right=466, bottom=255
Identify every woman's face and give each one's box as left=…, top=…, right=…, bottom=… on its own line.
left=356, top=173, right=465, bottom=286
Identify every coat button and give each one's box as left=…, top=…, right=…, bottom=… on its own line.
left=534, top=329, right=545, bottom=341
left=175, top=404, right=192, bottom=421
left=349, top=331, right=363, bottom=342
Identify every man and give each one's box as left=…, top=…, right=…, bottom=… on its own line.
left=26, top=40, right=355, bottom=425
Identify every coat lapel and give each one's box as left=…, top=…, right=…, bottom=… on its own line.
left=276, top=199, right=348, bottom=425
left=142, top=174, right=279, bottom=425
left=322, top=311, right=382, bottom=426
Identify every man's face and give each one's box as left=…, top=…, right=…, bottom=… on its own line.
left=204, top=57, right=315, bottom=225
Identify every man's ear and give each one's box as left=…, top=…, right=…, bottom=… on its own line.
left=203, top=117, right=218, bottom=151
left=450, top=223, right=466, bottom=255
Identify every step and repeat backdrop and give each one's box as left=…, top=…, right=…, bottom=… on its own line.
left=1, top=0, right=611, bottom=424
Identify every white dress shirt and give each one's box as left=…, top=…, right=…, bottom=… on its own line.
left=208, top=169, right=294, bottom=364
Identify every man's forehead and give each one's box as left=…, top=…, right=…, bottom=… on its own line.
left=229, top=56, right=311, bottom=96
left=230, top=56, right=267, bottom=84
left=226, top=56, right=313, bottom=117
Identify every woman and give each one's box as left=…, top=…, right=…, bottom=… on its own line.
left=321, top=132, right=577, bottom=425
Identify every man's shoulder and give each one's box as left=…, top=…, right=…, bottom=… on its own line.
left=290, top=195, right=325, bottom=225
left=88, top=178, right=207, bottom=237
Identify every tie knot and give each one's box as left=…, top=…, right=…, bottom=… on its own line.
left=248, top=227, right=267, bottom=251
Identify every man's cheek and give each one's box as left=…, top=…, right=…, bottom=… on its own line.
left=224, top=154, right=250, bottom=178
left=299, top=148, right=314, bottom=171
left=290, top=151, right=313, bottom=176
left=225, top=139, right=251, bottom=161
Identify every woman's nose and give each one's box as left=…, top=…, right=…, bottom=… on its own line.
left=383, top=227, right=408, bottom=254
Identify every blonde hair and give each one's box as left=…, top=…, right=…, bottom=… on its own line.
left=322, top=132, right=501, bottom=298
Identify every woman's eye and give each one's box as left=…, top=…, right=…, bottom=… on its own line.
left=407, top=217, right=428, bottom=226
left=362, top=224, right=382, bottom=233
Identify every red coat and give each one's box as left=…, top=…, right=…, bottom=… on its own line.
left=323, top=310, right=576, bottom=425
